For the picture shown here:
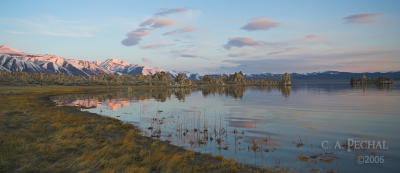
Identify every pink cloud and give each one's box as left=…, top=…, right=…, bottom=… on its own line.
left=121, top=8, right=187, bottom=47
left=128, top=30, right=150, bottom=37
left=140, top=18, right=174, bottom=28
left=305, top=34, right=317, bottom=39
left=343, top=13, right=382, bottom=24
left=242, top=18, right=279, bottom=31
left=163, top=26, right=195, bottom=36
left=224, top=37, right=267, bottom=50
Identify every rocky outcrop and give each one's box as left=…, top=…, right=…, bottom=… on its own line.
left=350, top=74, right=393, bottom=86
left=280, top=72, right=291, bottom=86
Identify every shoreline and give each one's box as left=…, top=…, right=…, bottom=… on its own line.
left=0, top=86, right=288, bottom=172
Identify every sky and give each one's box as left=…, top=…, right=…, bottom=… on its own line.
left=0, top=0, right=399, bottom=74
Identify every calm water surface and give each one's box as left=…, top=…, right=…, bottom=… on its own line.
left=54, top=83, right=400, bottom=172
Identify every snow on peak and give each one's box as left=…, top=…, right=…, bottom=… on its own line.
left=101, top=58, right=133, bottom=71
left=104, top=58, right=131, bottom=65
left=142, top=66, right=164, bottom=75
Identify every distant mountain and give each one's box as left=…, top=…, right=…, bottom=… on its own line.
left=244, top=71, right=400, bottom=81
left=1, top=46, right=398, bottom=81
left=0, top=45, right=168, bottom=77
left=290, top=71, right=400, bottom=81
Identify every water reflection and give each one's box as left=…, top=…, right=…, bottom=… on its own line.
left=351, top=83, right=393, bottom=92
left=255, top=86, right=291, bottom=98
left=201, top=86, right=247, bottom=99
left=53, top=85, right=400, bottom=172
left=55, top=86, right=291, bottom=110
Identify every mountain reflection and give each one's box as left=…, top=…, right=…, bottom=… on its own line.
left=106, top=100, right=131, bottom=111
left=350, top=83, right=392, bottom=91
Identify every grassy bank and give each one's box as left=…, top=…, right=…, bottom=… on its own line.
left=0, top=86, right=286, bottom=173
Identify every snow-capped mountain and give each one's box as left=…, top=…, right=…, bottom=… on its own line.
left=100, top=58, right=131, bottom=72
left=0, top=55, right=42, bottom=73
left=100, top=58, right=166, bottom=76
left=0, top=45, right=168, bottom=77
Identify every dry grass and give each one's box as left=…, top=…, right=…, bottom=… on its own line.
left=0, top=86, right=283, bottom=173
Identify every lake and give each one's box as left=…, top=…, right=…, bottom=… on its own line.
left=53, top=83, right=400, bottom=172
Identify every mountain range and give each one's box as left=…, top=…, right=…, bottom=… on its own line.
left=0, top=45, right=170, bottom=77
left=243, top=71, right=400, bottom=81
left=0, top=45, right=399, bottom=81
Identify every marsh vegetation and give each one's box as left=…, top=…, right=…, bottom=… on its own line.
left=0, top=86, right=291, bottom=172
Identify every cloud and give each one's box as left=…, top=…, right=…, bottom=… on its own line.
left=268, top=47, right=303, bottom=55
left=221, top=58, right=307, bottom=73
left=121, top=8, right=191, bottom=47
left=170, top=47, right=208, bottom=60
left=140, top=42, right=174, bottom=49
left=227, top=46, right=302, bottom=58
left=224, top=37, right=267, bottom=50
left=122, top=18, right=173, bottom=46
left=241, top=18, right=279, bottom=31
left=121, top=30, right=150, bottom=46
left=163, top=26, right=195, bottom=36
left=225, top=34, right=325, bottom=58
left=142, top=57, right=151, bottom=63
left=305, top=34, right=317, bottom=39
left=140, top=18, right=174, bottom=28
left=343, top=13, right=382, bottom=24
left=228, top=52, right=251, bottom=58
left=180, top=53, right=209, bottom=60
left=155, top=8, right=188, bottom=16
left=181, top=53, right=198, bottom=58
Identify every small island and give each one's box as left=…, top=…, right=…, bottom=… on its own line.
left=350, top=74, right=393, bottom=86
